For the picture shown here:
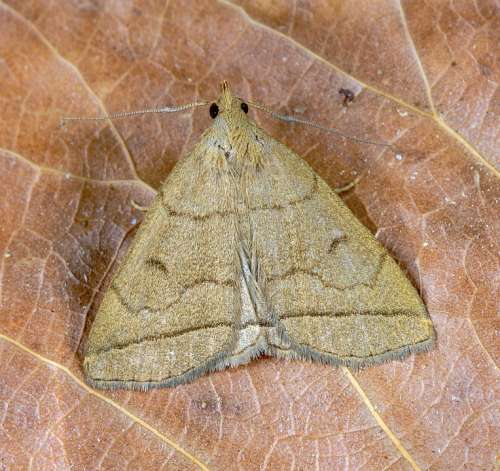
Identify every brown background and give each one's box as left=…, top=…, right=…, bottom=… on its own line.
left=0, top=1, right=498, bottom=470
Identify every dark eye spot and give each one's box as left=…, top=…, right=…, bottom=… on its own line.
left=209, top=103, right=219, bottom=119
left=241, top=102, right=249, bottom=113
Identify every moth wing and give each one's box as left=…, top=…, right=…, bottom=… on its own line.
left=247, top=137, right=436, bottom=367
left=84, top=151, right=240, bottom=389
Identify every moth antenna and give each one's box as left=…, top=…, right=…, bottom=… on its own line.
left=60, top=101, right=209, bottom=125
left=246, top=100, right=398, bottom=152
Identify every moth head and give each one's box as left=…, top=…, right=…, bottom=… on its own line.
left=208, top=81, right=250, bottom=123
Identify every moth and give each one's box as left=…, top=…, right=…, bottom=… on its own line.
left=84, top=81, right=436, bottom=389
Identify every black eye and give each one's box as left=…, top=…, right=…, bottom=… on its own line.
left=241, top=102, right=249, bottom=113
left=209, top=103, right=219, bottom=119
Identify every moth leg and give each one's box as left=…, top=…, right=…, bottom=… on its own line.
left=130, top=199, right=149, bottom=212
left=334, top=176, right=361, bottom=194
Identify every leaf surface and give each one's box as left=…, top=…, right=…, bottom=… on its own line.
left=0, top=1, right=498, bottom=470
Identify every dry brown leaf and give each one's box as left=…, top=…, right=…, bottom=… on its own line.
left=0, top=1, right=498, bottom=470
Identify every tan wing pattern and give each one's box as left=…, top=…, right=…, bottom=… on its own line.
left=245, top=136, right=435, bottom=367
left=84, top=81, right=435, bottom=389
left=84, top=147, right=242, bottom=389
